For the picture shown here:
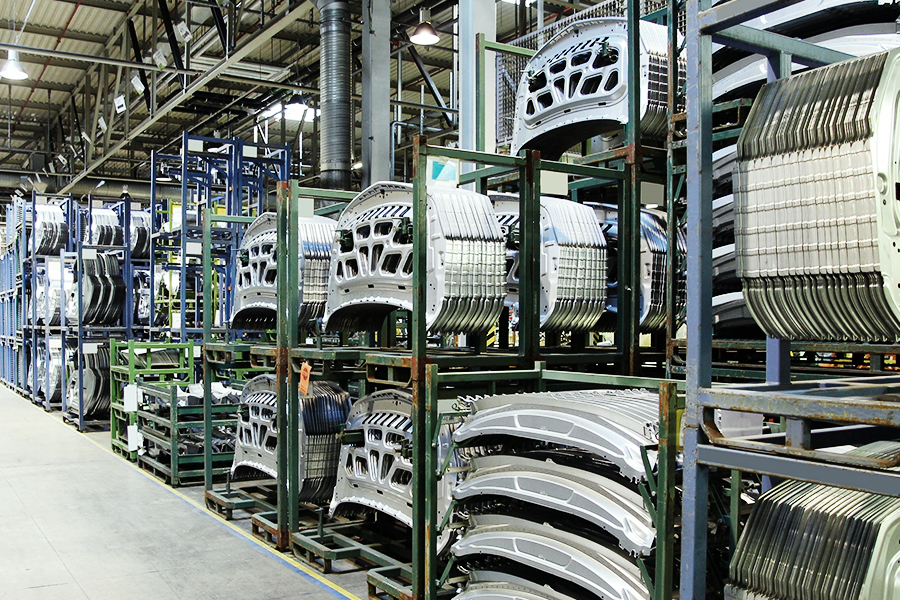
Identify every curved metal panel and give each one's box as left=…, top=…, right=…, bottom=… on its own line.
left=454, top=454, right=654, bottom=556
left=324, top=182, right=506, bottom=334
left=452, top=515, right=650, bottom=600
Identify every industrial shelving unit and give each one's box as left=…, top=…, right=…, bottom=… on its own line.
left=108, top=339, right=196, bottom=461
left=680, top=0, right=900, bottom=597
left=149, top=133, right=290, bottom=342
left=237, top=138, right=683, bottom=600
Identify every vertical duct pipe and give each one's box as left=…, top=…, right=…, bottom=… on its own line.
left=314, top=0, right=352, bottom=190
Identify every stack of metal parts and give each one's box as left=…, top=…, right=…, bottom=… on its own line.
left=132, top=270, right=152, bottom=326
left=331, top=389, right=461, bottom=551
left=725, top=441, right=900, bottom=600
left=32, top=265, right=74, bottom=325
left=66, top=253, right=126, bottom=326
left=230, top=212, right=336, bottom=329
left=83, top=208, right=124, bottom=246
left=129, top=210, right=151, bottom=258
left=492, top=194, right=608, bottom=332
left=117, top=345, right=183, bottom=371
left=232, top=374, right=352, bottom=504
left=734, top=50, right=900, bottom=342
left=511, top=18, right=674, bottom=159
left=33, top=349, right=64, bottom=405
left=325, top=182, right=507, bottom=334
left=66, top=345, right=111, bottom=416
left=594, top=205, right=683, bottom=332
left=451, top=389, right=659, bottom=600
left=32, top=204, right=68, bottom=255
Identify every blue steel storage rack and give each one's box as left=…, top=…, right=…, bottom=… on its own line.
left=680, top=1, right=900, bottom=597
left=149, top=133, right=289, bottom=342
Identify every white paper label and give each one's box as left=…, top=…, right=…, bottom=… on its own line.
left=97, top=116, right=107, bottom=132
left=185, top=241, right=203, bottom=256
left=175, top=21, right=192, bottom=42
left=82, top=342, right=99, bottom=355
left=153, top=49, right=167, bottom=70
left=114, top=95, right=127, bottom=114
left=130, top=74, right=145, bottom=94
left=124, top=384, right=140, bottom=412
left=127, top=425, right=143, bottom=451
left=48, top=337, right=62, bottom=349
left=82, top=248, right=97, bottom=260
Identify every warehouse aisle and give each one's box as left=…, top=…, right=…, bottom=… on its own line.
left=0, top=386, right=360, bottom=600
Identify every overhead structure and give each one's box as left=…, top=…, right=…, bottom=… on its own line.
left=324, top=182, right=507, bottom=334
left=734, top=49, right=900, bottom=342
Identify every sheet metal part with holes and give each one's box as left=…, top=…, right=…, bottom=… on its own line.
left=330, top=388, right=461, bottom=553
left=231, top=374, right=352, bottom=504
left=511, top=18, right=674, bottom=160
left=491, top=193, right=608, bottom=332
left=231, top=212, right=336, bottom=330
left=324, top=182, right=507, bottom=334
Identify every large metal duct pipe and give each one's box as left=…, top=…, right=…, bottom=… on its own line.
left=314, top=0, right=352, bottom=190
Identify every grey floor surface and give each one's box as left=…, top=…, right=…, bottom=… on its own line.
left=0, top=386, right=367, bottom=600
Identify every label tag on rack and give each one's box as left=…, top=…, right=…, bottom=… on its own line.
left=82, top=248, right=97, bottom=261
left=127, top=425, right=143, bottom=451
left=83, top=342, right=99, bottom=355
left=299, top=362, right=312, bottom=396
left=124, top=384, right=141, bottom=412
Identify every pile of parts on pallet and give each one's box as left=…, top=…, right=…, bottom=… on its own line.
left=330, top=388, right=462, bottom=551
left=734, top=49, right=900, bottom=342
left=726, top=441, right=900, bottom=600
left=451, top=389, right=661, bottom=600
left=231, top=374, right=353, bottom=504
left=231, top=212, right=337, bottom=330
left=66, top=345, right=112, bottom=417
left=325, top=183, right=508, bottom=334
left=492, top=193, right=609, bottom=332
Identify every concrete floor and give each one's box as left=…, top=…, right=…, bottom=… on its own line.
left=0, top=385, right=368, bottom=600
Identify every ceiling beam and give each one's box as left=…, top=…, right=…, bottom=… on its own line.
left=61, top=2, right=310, bottom=192
left=2, top=79, right=73, bottom=93
left=0, top=21, right=108, bottom=45
left=52, top=0, right=146, bottom=14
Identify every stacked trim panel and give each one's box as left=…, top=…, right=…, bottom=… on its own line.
left=734, top=49, right=900, bottom=342
left=451, top=389, right=660, bottom=600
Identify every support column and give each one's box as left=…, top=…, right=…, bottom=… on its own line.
left=361, top=0, right=391, bottom=186
left=459, top=0, right=495, bottom=155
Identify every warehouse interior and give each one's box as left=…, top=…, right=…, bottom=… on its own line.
left=2, top=1, right=900, bottom=599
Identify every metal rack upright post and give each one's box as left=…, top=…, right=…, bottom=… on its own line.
left=680, top=1, right=900, bottom=598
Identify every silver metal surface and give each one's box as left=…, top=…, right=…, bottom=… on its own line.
left=330, top=388, right=460, bottom=552
left=325, top=182, right=507, bottom=334
left=492, top=194, right=608, bottom=332
left=231, top=212, right=335, bottom=330
left=454, top=453, right=654, bottom=556
left=231, top=374, right=351, bottom=504
left=734, top=49, right=900, bottom=342
left=452, top=514, right=650, bottom=600
left=511, top=18, right=674, bottom=159
left=453, top=389, right=659, bottom=483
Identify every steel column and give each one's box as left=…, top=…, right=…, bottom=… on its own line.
left=681, top=0, right=715, bottom=595
left=361, top=0, right=391, bottom=186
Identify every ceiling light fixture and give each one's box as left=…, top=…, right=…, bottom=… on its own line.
left=410, top=8, right=440, bottom=46
left=0, top=50, right=28, bottom=80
